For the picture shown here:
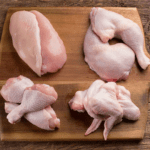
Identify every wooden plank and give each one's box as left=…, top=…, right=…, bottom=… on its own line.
left=0, top=7, right=149, bottom=141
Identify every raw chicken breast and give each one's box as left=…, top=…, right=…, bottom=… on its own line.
left=10, top=11, right=42, bottom=76
left=84, top=26, right=135, bottom=81
left=31, top=10, right=67, bottom=75
left=90, top=7, right=150, bottom=69
left=69, top=80, right=140, bottom=140
left=0, top=75, right=34, bottom=103
left=7, top=84, right=57, bottom=124
left=10, top=10, right=67, bottom=76
left=5, top=102, right=60, bottom=130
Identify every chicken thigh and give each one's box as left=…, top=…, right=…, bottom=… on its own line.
left=0, top=75, right=34, bottom=103
left=84, top=26, right=135, bottom=81
left=7, top=84, right=57, bottom=124
left=69, top=80, right=140, bottom=140
left=90, top=7, right=150, bottom=69
left=5, top=102, right=60, bottom=130
left=10, top=10, right=67, bottom=76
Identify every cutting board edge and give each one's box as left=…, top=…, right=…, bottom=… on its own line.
left=0, top=130, right=144, bottom=142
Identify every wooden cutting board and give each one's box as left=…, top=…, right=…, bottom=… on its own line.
left=0, top=7, right=149, bottom=141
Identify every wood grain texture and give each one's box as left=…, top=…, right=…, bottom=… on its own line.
left=0, top=0, right=149, bottom=149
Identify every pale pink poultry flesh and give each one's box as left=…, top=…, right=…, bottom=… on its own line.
left=117, top=85, right=140, bottom=120
left=10, top=10, right=67, bottom=76
left=5, top=102, right=60, bottom=130
left=90, top=7, right=150, bottom=70
left=1, top=75, right=60, bottom=130
left=0, top=75, right=34, bottom=103
left=7, top=84, right=57, bottom=124
left=10, top=11, right=42, bottom=76
left=84, top=8, right=150, bottom=81
left=69, top=80, right=140, bottom=140
left=84, top=26, right=135, bottom=82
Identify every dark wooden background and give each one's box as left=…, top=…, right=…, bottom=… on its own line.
left=0, top=0, right=150, bottom=149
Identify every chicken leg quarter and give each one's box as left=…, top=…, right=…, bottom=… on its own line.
left=90, top=7, right=150, bottom=69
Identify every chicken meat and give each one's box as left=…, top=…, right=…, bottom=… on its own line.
left=5, top=102, right=60, bottom=130
left=1, top=75, right=60, bottom=130
left=84, top=7, right=150, bottom=81
left=117, top=85, right=140, bottom=120
left=10, top=10, right=67, bottom=76
left=84, top=26, right=135, bottom=81
left=0, top=75, right=34, bottom=103
left=90, top=7, right=150, bottom=69
left=7, top=84, right=57, bottom=124
left=69, top=80, right=140, bottom=140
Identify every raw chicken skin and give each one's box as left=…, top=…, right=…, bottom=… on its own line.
left=69, top=80, right=105, bottom=113
left=68, top=90, right=87, bottom=113
left=10, top=10, right=67, bottom=76
left=5, top=102, right=60, bottom=130
left=84, top=26, right=135, bottom=81
left=85, top=84, right=140, bottom=140
left=31, top=10, right=67, bottom=75
left=117, top=85, right=140, bottom=120
left=10, top=11, right=42, bottom=76
left=90, top=7, right=150, bottom=70
left=69, top=80, right=140, bottom=140
left=69, top=80, right=123, bottom=140
left=86, top=81, right=123, bottom=140
left=26, top=84, right=58, bottom=100
left=7, top=84, right=57, bottom=124
left=0, top=75, right=34, bottom=103
left=1, top=75, right=60, bottom=130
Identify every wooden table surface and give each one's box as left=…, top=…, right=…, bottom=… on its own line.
left=0, top=0, right=150, bottom=149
